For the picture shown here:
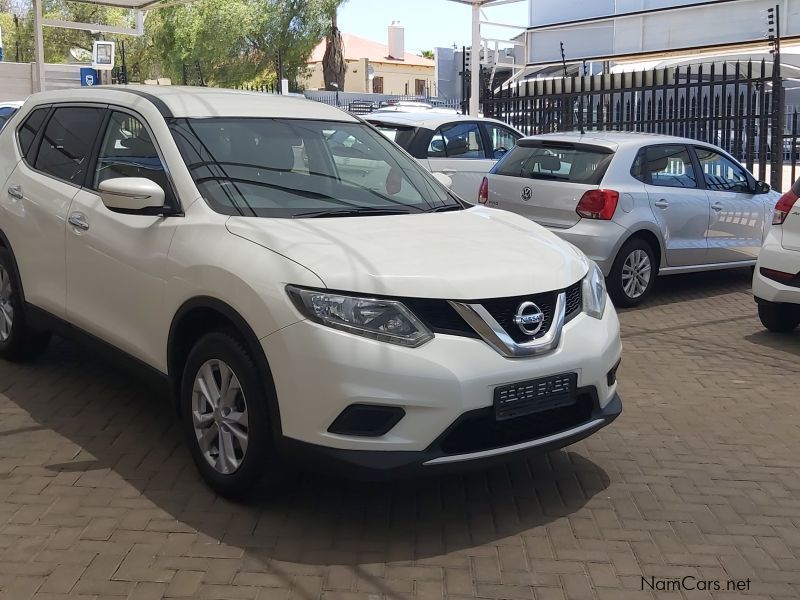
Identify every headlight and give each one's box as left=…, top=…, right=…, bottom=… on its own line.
left=287, top=286, right=434, bottom=347
left=582, top=260, right=607, bottom=319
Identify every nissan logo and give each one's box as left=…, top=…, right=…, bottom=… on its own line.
left=513, top=301, right=545, bottom=336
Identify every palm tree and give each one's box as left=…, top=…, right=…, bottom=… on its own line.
left=321, top=0, right=347, bottom=91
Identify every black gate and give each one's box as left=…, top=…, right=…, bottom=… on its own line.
left=482, top=60, right=797, bottom=190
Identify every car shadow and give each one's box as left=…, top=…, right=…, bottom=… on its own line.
left=617, top=267, right=753, bottom=312
left=744, top=329, right=800, bottom=357
left=0, top=337, right=611, bottom=567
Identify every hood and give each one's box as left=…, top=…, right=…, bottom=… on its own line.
left=226, top=207, right=588, bottom=299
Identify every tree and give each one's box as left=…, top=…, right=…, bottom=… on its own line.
left=420, top=50, right=434, bottom=60
left=320, top=0, right=346, bottom=91
left=145, top=0, right=330, bottom=87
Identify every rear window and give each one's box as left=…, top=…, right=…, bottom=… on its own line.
left=372, top=125, right=417, bottom=149
left=492, top=141, right=613, bottom=184
left=17, top=107, right=49, bottom=161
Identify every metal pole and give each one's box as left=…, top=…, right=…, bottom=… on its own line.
left=470, top=1, right=481, bottom=116
left=770, top=3, right=783, bottom=189
left=32, top=0, right=45, bottom=92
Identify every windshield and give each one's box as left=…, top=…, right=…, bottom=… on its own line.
left=169, top=118, right=459, bottom=218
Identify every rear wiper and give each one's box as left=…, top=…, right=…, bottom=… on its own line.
left=293, top=207, right=413, bottom=219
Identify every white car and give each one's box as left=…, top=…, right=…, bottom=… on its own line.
left=366, top=112, right=523, bottom=202
left=0, top=87, right=622, bottom=497
left=753, top=179, right=800, bottom=332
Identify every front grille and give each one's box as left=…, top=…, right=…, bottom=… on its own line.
left=435, top=390, right=595, bottom=455
left=402, top=278, right=582, bottom=343
left=477, top=291, right=557, bottom=343
left=564, top=280, right=583, bottom=323
left=404, top=298, right=478, bottom=338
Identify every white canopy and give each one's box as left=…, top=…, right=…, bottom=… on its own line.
left=446, top=0, right=526, bottom=116
left=32, top=0, right=190, bottom=91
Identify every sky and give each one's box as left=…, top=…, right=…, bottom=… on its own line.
left=338, top=0, right=529, bottom=56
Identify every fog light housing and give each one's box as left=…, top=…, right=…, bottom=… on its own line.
left=328, top=404, right=406, bottom=437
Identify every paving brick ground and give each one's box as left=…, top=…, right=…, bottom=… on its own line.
left=1, top=268, right=799, bottom=600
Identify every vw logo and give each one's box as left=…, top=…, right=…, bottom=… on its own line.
left=513, top=301, right=545, bottom=336
left=521, top=187, right=533, bottom=201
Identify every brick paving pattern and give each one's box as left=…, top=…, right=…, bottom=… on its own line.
left=1, top=268, right=799, bottom=599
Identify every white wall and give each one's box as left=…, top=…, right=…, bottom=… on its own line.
left=0, top=62, right=83, bottom=101
left=527, top=0, right=800, bottom=64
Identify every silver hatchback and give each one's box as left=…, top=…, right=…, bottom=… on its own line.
left=480, top=132, right=780, bottom=306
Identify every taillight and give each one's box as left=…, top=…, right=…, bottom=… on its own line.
left=478, top=177, right=489, bottom=205
left=576, top=189, right=619, bottom=220
left=773, top=190, right=799, bottom=225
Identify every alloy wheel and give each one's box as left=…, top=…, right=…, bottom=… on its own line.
left=192, top=359, right=249, bottom=475
left=0, top=265, right=14, bottom=343
left=621, top=249, right=652, bottom=299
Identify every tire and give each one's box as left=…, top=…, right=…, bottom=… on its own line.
left=607, top=238, right=657, bottom=308
left=0, top=247, right=51, bottom=362
left=758, top=301, right=800, bottom=333
left=180, top=330, right=275, bottom=498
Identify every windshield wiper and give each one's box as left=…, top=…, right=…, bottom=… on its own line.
left=424, top=204, right=464, bottom=213
left=293, top=207, right=414, bottom=219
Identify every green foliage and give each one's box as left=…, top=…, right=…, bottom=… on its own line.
left=146, top=0, right=337, bottom=87
left=0, top=0, right=342, bottom=88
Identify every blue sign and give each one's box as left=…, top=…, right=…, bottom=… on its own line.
left=80, top=67, right=98, bottom=87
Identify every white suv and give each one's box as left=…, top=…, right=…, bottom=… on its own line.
left=753, top=180, right=800, bottom=332
left=0, top=87, right=622, bottom=497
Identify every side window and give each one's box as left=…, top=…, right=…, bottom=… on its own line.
left=428, top=122, right=485, bottom=159
left=484, top=124, right=520, bottom=159
left=94, top=111, right=172, bottom=202
left=34, top=106, right=105, bottom=184
left=694, top=147, right=750, bottom=193
left=17, top=107, right=49, bottom=162
left=638, top=145, right=697, bottom=189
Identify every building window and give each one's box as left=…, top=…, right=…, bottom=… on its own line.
left=372, top=76, right=384, bottom=94
left=415, top=79, right=427, bottom=96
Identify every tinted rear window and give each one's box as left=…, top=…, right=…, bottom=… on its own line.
left=34, top=106, right=106, bottom=184
left=18, top=107, right=49, bottom=160
left=492, top=141, right=613, bottom=184
left=372, top=125, right=417, bottom=149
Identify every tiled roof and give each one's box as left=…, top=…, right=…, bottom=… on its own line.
left=308, top=33, right=435, bottom=67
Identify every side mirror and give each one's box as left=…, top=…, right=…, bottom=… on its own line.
left=433, top=172, right=453, bottom=190
left=99, top=177, right=165, bottom=212
left=753, top=180, right=771, bottom=195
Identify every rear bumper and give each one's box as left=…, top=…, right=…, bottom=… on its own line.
left=547, top=221, right=628, bottom=276
left=753, top=228, right=800, bottom=304
left=276, top=390, right=622, bottom=480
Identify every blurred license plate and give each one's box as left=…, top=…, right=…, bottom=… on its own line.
left=494, top=373, right=577, bottom=420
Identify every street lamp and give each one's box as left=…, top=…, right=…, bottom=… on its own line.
left=331, top=82, right=340, bottom=107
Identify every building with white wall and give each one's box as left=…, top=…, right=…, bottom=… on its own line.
left=525, top=0, right=799, bottom=66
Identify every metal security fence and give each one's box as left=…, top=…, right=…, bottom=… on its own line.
left=483, top=60, right=795, bottom=189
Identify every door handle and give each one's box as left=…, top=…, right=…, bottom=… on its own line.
left=7, top=185, right=23, bottom=200
left=68, top=213, right=90, bottom=231
left=654, top=200, right=669, bottom=209
left=711, top=202, right=724, bottom=212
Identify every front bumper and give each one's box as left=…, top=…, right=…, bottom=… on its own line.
left=753, top=228, right=800, bottom=304
left=261, top=302, right=622, bottom=465
left=277, top=391, right=622, bottom=480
